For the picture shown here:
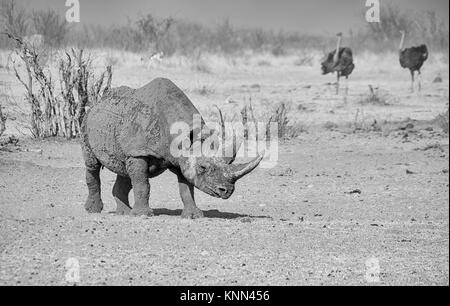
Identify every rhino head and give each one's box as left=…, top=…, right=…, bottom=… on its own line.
left=178, top=110, right=263, bottom=199
left=180, top=152, right=263, bottom=199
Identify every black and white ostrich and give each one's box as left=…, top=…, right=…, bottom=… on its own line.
left=399, top=30, right=428, bottom=92
left=321, top=33, right=355, bottom=95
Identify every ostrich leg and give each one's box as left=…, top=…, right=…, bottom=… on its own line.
left=410, top=70, right=415, bottom=93
left=345, top=76, right=349, bottom=96
left=418, top=70, right=422, bottom=92
left=336, top=72, right=341, bottom=95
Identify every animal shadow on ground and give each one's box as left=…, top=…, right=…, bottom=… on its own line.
left=153, top=208, right=271, bottom=220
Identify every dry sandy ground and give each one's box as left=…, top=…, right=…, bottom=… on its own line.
left=0, top=50, right=449, bottom=285
left=0, top=129, right=448, bottom=286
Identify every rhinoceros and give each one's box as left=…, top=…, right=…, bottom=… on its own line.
left=81, top=78, right=263, bottom=219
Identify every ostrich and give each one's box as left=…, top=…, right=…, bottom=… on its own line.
left=321, top=32, right=355, bottom=95
left=399, top=30, right=428, bottom=92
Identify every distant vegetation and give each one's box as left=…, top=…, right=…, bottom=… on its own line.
left=0, top=0, right=448, bottom=56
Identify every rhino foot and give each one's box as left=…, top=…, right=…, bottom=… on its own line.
left=85, top=198, right=104, bottom=214
left=181, top=208, right=204, bottom=219
left=130, top=207, right=154, bottom=217
left=114, top=206, right=131, bottom=215
left=114, top=202, right=132, bottom=215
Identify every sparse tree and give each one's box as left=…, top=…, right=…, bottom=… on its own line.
left=6, top=33, right=111, bottom=138
left=0, top=0, right=28, bottom=37
left=31, top=9, right=68, bottom=47
left=136, top=14, right=173, bottom=52
left=0, top=101, right=6, bottom=137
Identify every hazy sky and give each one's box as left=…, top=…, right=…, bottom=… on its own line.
left=19, top=0, right=450, bottom=34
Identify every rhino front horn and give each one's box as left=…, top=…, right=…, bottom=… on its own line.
left=228, top=152, right=264, bottom=181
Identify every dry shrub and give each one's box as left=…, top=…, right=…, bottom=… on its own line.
left=241, top=102, right=259, bottom=140
left=0, top=101, right=6, bottom=137
left=435, top=110, right=449, bottom=134
left=1, top=1, right=448, bottom=55
left=266, top=103, right=290, bottom=139
left=294, top=53, right=315, bottom=66
left=193, top=85, right=215, bottom=96
left=324, top=121, right=339, bottom=131
left=191, top=60, right=212, bottom=74
left=257, top=60, right=272, bottom=67
left=31, top=9, right=68, bottom=48
left=240, top=102, right=302, bottom=141
left=0, top=0, right=28, bottom=43
left=358, top=85, right=397, bottom=106
left=6, top=33, right=111, bottom=138
left=352, top=108, right=382, bottom=133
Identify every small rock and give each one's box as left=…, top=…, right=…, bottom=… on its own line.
left=345, top=189, right=362, bottom=195
left=433, top=75, right=443, bottom=83
left=240, top=217, right=252, bottom=223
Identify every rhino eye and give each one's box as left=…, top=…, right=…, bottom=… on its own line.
left=198, top=165, right=208, bottom=174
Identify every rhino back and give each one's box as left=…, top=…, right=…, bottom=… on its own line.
left=85, top=78, right=202, bottom=173
left=121, top=78, right=203, bottom=163
left=133, top=78, right=201, bottom=125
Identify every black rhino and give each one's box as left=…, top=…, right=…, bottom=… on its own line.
left=81, top=78, right=263, bottom=219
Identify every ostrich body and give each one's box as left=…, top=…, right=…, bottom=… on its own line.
left=321, top=33, right=355, bottom=95
left=399, top=30, right=428, bottom=92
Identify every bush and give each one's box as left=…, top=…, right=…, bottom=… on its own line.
left=361, top=4, right=449, bottom=53
left=358, top=85, right=398, bottom=106
left=435, top=110, right=449, bottom=134
left=0, top=1, right=448, bottom=57
left=0, top=0, right=29, bottom=48
left=31, top=9, right=68, bottom=47
left=7, top=33, right=111, bottom=138
left=0, top=101, right=6, bottom=137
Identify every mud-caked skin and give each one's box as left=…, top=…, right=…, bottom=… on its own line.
left=82, top=78, right=263, bottom=218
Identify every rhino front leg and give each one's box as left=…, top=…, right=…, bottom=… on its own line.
left=126, top=157, right=154, bottom=217
left=177, top=174, right=204, bottom=219
left=112, top=175, right=132, bottom=215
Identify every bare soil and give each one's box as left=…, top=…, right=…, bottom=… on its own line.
left=0, top=51, right=448, bottom=285
left=0, top=126, right=448, bottom=285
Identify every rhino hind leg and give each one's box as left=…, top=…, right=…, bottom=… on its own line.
left=176, top=173, right=204, bottom=219
left=112, top=175, right=132, bottom=215
left=126, top=157, right=154, bottom=217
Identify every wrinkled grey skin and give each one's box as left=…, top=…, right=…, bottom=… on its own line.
left=81, top=78, right=263, bottom=219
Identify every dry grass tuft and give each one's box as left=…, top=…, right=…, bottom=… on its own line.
left=5, top=33, right=112, bottom=138
left=435, top=110, right=449, bottom=134
left=193, top=85, right=215, bottom=96
left=358, top=85, right=397, bottom=106
left=0, top=101, right=6, bottom=137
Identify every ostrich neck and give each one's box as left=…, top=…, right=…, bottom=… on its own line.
left=399, top=33, right=405, bottom=52
left=334, top=37, right=342, bottom=63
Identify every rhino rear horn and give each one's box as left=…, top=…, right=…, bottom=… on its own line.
left=222, top=136, right=242, bottom=164
left=215, top=105, right=242, bottom=164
